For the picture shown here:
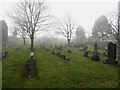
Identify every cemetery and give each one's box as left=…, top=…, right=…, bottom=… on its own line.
left=2, top=43, right=118, bottom=88
left=1, top=0, right=120, bottom=89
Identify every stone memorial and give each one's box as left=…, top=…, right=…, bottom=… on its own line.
left=2, top=51, right=8, bottom=59
left=91, top=43, right=100, bottom=61
left=67, top=50, right=72, bottom=53
left=103, top=47, right=107, bottom=56
left=51, top=49, right=55, bottom=54
left=83, top=46, right=88, bottom=57
left=106, top=42, right=118, bottom=65
left=25, top=53, right=37, bottom=78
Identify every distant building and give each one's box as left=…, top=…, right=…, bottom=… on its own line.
left=0, top=20, right=8, bottom=45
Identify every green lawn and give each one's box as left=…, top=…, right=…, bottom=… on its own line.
left=2, top=45, right=118, bottom=88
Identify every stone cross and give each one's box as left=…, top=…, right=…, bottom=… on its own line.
left=94, top=43, right=98, bottom=55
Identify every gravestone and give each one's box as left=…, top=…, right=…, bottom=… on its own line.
left=2, top=51, right=8, bottom=59
left=103, top=47, right=107, bottom=56
left=41, top=42, right=45, bottom=49
left=56, top=52, right=61, bottom=57
left=67, top=50, right=72, bottom=53
left=94, top=43, right=98, bottom=54
left=83, top=46, right=88, bottom=57
left=91, top=43, right=100, bottom=61
left=24, top=52, right=37, bottom=78
left=46, top=49, right=49, bottom=51
left=59, top=46, right=62, bottom=50
left=106, top=42, right=117, bottom=64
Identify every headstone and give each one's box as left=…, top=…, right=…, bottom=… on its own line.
left=106, top=42, right=117, bottom=64
left=67, top=50, right=72, bottom=53
left=61, top=54, right=68, bottom=62
left=51, top=49, right=56, bottom=54
left=103, top=47, right=107, bottom=56
left=2, top=51, right=8, bottom=59
left=59, top=46, right=62, bottom=50
left=91, top=43, right=100, bottom=61
left=27, top=56, right=36, bottom=77
left=83, top=46, right=88, bottom=57
left=56, top=52, right=61, bottom=57
left=64, top=56, right=70, bottom=63
left=46, top=49, right=49, bottom=51
left=94, top=43, right=98, bottom=55
left=42, top=42, right=45, bottom=48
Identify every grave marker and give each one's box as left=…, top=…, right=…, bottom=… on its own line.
left=91, top=43, right=100, bottom=61
left=106, top=42, right=117, bottom=64
left=83, top=46, right=88, bottom=57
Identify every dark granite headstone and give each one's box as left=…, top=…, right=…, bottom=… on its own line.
left=106, top=42, right=117, bottom=64
left=67, top=50, right=72, bottom=53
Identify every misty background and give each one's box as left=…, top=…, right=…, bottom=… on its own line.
left=0, top=0, right=118, bottom=37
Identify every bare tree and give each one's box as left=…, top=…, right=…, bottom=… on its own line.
left=54, top=15, right=75, bottom=46
left=108, top=2, right=120, bottom=64
left=9, top=0, right=50, bottom=51
left=11, top=26, right=26, bottom=45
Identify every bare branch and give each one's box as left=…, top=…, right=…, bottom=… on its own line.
left=54, top=14, right=76, bottom=44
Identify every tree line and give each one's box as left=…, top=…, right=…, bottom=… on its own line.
left=8, top=0, right=120, bottom=64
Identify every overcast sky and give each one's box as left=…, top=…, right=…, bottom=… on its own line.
left=0, top=0, right=119, bottom=37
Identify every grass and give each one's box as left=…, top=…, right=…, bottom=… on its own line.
left=2, top=45, right=118, bottom=88
left=0, top=60, right=2, bottom=89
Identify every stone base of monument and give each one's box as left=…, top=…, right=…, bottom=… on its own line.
left=105, top=59, right=118, bottom=65
left=91, top=54, right=100, bottom=61
left=24, top=57, right=37, bottom=78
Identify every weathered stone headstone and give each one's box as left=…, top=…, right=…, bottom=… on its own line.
left=41, top=42, right=45, bottom=48
left=24, top=52, right=37, bottom=78
left=106, top=42, right=117, bottom=64
left=59, top=46, right=62, bottom=50
left=91, top=43, right=100, bottom=61
left=2, top=51, right=8, bottom=59
left=83, top=46, right=88, bottom=57
left=51, top=49, right=56, bottom=54
left=103, top=47, right=107, bottom=56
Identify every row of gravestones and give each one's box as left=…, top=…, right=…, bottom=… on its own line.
left=55, top=45, right=62, bottom=50
left=83, top=42, right=118, bottom=65
left=2, top=51, right=8, bottom=59
left=40, top=44, right=63, bottom=51
left=2, top=47, right=22, bottom=60
left=2, top=46, right=9, bottom=59
left=24, top=55, right=37, bottom=78
left=91, top=43, right=100, bottom=61
left=46, top=48, right=70, bottom=63
left=73, top=44, right=81, bottom=48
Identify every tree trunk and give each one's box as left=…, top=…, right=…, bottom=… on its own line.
left=117, top=39, right=120, bottom=65
left=67, top=38, right=71, bottom=46
left=30, top=36, right=34, bottom=51
left=23, top=38, right=26, bottom=45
